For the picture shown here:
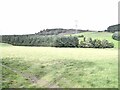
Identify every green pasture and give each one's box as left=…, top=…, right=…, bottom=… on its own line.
left=0, top=43, right=118, bottom=88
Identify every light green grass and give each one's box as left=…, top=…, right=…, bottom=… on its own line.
left=0, top=43, right=12, bottom=47
left=1, top=43, right=118, bottom=88
left=68, top=32, right=119, bottom=48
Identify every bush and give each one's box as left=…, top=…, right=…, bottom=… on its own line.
left=101, top=39, right=114, bottom=48
left=79, top=41, right=86, bottom=48
left=112, top=32, right=120, bottom=41
left=107, top=42, right=114, bottom=48
left=79, top=37, right=114, bottom=48
left=94, top=39, right=102, bottom=48
left=77, top=35, right=84, bottom=38
left=86, top=38, right=92, bottom=43
left=53, top=36, right=79, bottom=47
left=79, top=41, right=93, bottom=48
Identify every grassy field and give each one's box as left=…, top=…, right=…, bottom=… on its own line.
left=0, top=42, right=118, bottom=88
left=0, top=32, right=119, bottom=88
left=68, top=32, right=119, bottom=48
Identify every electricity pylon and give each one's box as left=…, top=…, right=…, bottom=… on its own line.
left=75, top=20, right=78, bottom=34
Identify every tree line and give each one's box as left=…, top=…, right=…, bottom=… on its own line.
left=35, top=28, right=89, bottom=35
left=1, top=35, right=114, bottom=48
left=105, top=24, right=120, bottom=33
left=2, top=35, right=79, bottom=47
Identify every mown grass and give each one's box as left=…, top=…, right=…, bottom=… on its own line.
left=0, top=43, right=118, bottom=88
left=0, top=43, right=12, bottom=47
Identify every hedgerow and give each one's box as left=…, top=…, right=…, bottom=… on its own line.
left=53, top=36, right=79, bottom=47
left=79, top=37, right=114, bottom=48
left=2, top=35, right=114, bottom=48
left=2, top=35, right=79, bottom=47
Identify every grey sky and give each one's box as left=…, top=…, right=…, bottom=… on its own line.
left=0, top=0, right=119, bottom=35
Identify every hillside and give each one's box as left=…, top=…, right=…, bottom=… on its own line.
left=1, top=24, right=119, bottom=48
left=35, top=28, right=90, bottom=35
left=35, top=24, right=120, bottom=35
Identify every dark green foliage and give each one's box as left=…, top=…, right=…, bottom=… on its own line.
left=53, top=36, right=79, bottom=47
left=101, top=40, right=114, bottom=48
left=2, top=35, right=79, bottom=47
left=105, top=24, right=120, bottom=33
left=79, top=37, right=114, bottom=48
left=77, top=35, right=84, bottom=38
left=112, top=32, right=120, bottom=41
left=2, top=34, right=114, bottom=48
left=79, top=40, right=93, bottom=48
left=94, top=39, right=102, bottom=48
left=83, top=37, right=86, bottom=42
left=36, top=28, right=89, bottom=35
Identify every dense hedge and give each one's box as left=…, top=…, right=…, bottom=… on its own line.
left=2, top=35, right=114, bottom=48
left=79, top=37, right=114, bottom=48
left=53, top=36, right=79, bottom=47
left=2, top=35, right=79, bottom=47
left=112, top=32, right=120, bottom=41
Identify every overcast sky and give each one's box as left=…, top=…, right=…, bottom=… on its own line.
left=0, top=0, right=119, bottom=35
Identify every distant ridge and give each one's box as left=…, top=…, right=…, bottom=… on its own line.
left=35, top=28, right=92, bottom=35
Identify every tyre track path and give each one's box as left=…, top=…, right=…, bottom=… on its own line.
left=1, top=64, right=60, bottom=88
left=1, top=64, right=38, bottom=83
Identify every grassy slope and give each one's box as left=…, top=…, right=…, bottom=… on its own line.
left=0, top=31, right=119, bottom=88
left=68, top=32, right=119, bottom=48
left=1, top=43, right=118, bottom=88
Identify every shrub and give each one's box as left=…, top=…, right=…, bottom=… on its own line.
left=86, top=37, right=92, bottom=43
left=107, top=42, right=114, bottom=48
left=101, top=40, right=109, bottom=48
left=86, top=42, right=94, bottom=48
left=101, top=40, right=114, bottom=48
left=77, top=35, right=84, bottom=38
left=112, top=32, right=120, bottom=41
left=53, top=36, right=79, bottom=47
left=83, top=37, right=86, bottom=42
left=94, top=39, right=102, bottom=48
left=79, top=37, right=114, bottom=48
left=79, top=41, right=86, bottom=48
left=79, top=41, right=93, bottom=48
